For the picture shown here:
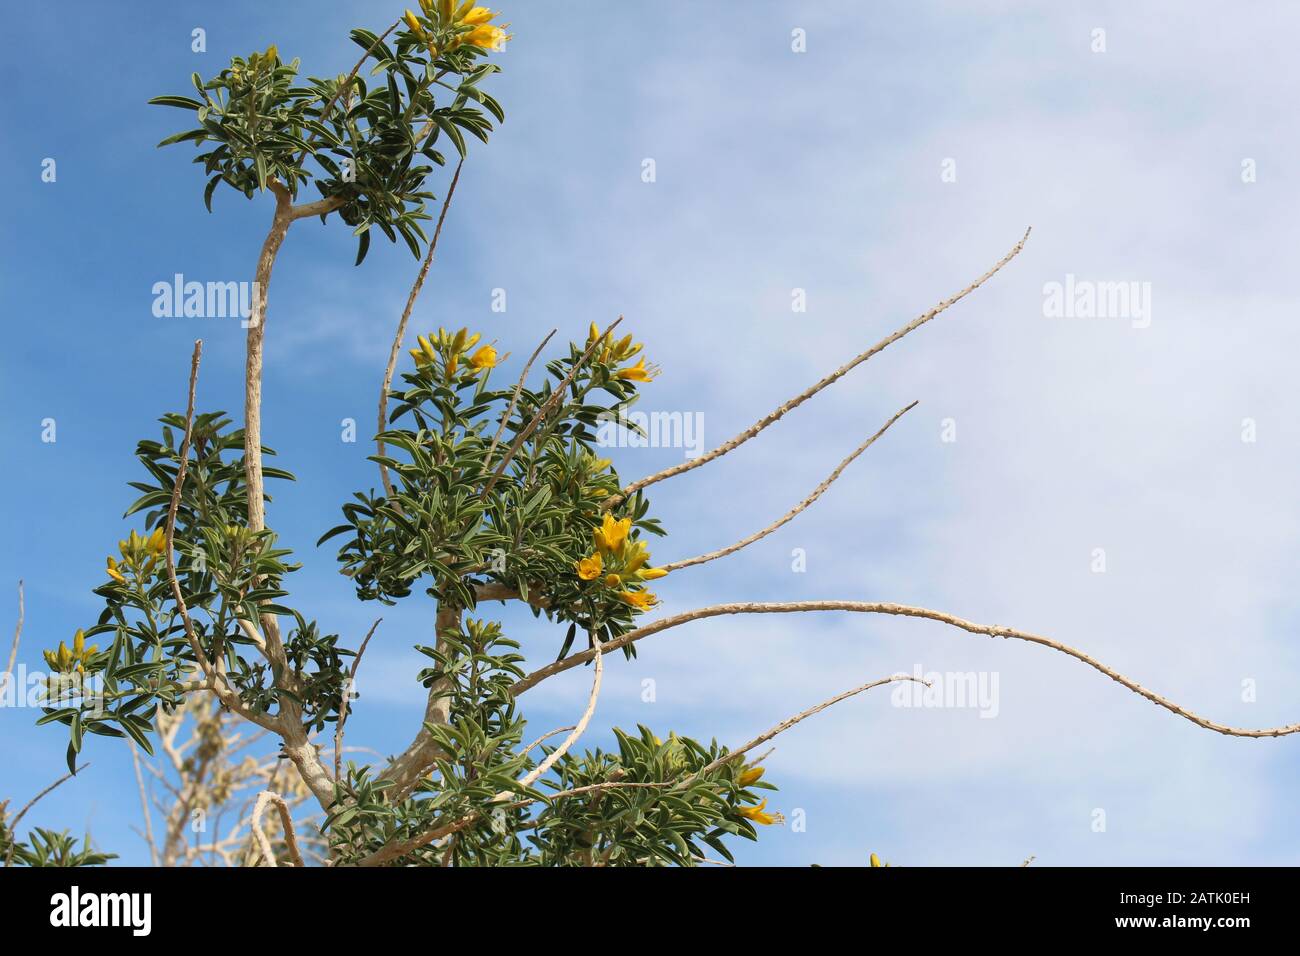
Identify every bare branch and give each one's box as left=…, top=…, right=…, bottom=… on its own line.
left=249, top=790, right=305, bottom=867
left=335, top=618, right=382, bottom=782
left=358, top=672, right=918, bottom=867
left=243, top=190, right=296, bottom=536
left=164, top=343, right=215, bottom=679
left=608, top=228, right=1031, bottom=507
left=236, top=618, right=269, bottom=656
left=381, top=605, right=462, bottom=800
left=165, top=342, right=278, bottom=732
left=662, top=400, right=918, bottom=572
left=698, top=673, right=927, bottom=775
left=378, top=156, right=466, bottom=501
left=519, top=725, right=576, bottom=756
left=483, top=328, right=558, bottom=472
left=294, top=20, right=401, bottom=167
left=509, top=600, right=1300, bottom=739
left=516, top=639, right=603, bottom=791
left=3, top=764, right=89, bottom=867
left=3, top=580, right=21, bottom=698
left=128, top=743, right=159, bottom=867
left=288, top=194, right=347, bottom=221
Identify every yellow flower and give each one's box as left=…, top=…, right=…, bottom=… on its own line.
left=461, top=6, right=497, bottom=25
left=617, top=590, right=657, bottom=610
left=638, top=567, right=668, bottom=581
left=737, top=799, right=780, bottom=826
left=738, top=766, right=764, bottom=787
left=464, top=23, right=509, bottom=50
left=603, top=573, right=621, bottom=587
left=869, top=852, right=890, bottom=868
left=469, top=344, right=498, bottom=370
left=593, top=514, right=630, bottom=553
left=615, top=357, right=659, bottom=382
left=576, top=553, right=603, bottom=581
left=403, top=10, right=425, bottom=37
left=265, top=45, right=279, bottom=62
left=106, top=556, right=126, bottom=584
left=409, top=334, right=438, bottom=367
left=623, top=539, right=649, bottom=574
left=613, top=334, right=639, bottom=359
left=147, top=527, right=167, bottom=555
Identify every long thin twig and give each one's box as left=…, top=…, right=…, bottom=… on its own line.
left=607, top=228, right=1031, bottom=507
left=294, top=20, right=402, bottom=168
left=249, top=790, right=305, bottom=867
left=334, top=618, right=382, bottom=782
left=508, top=599, right=1300, bottom=739
left=378, top=157, right=466, bottom=502
left=3, top=580, right=22, bottom=697
left=165, top=342, right=214, bottom=680
left=519, top=725, right=576, bottom=756
left=3, top=764, right=89, bottom=867
left=482, top=328, right=557, bottom=471
left=662, top=400, right=918, bottom=572
left=698, top=674, right=927, bottom=775
left=359, top=673, right=921, bottom=867
left=480, top=316, right=624, bottom=500
left=165, top=340, right=277, bottom=731
left=128, top=743, right=159, bottom=867
left=516, top=640, right=603, bottom=790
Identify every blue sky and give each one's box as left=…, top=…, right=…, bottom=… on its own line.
left=4, top=0, right=1300, bottom=866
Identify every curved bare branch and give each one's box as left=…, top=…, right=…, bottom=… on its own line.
left=517, top=639, right=603, bottom=790
left=509, top=600, right=1300, bottom=739
left=662, top=400, right=918, bottom=572
left=698, top=673, right=928, bottom=775
left=607, top=228, right=1031, bottom=507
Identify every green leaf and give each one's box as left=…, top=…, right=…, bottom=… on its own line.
left=204, top=175, right=221, bottom=212
left=156, top=129, right=208, bottom=148
left=148, top=95, right=205, bottom=110
left=118, top=716, right=155, bottom=756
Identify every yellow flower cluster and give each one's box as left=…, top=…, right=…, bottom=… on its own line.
left=574, top=513, right=668, bottom=609
left=105, top=528, right=168, bottom=585
left=732, top=763, right=778, bottom=824
left=405, top=2, right=511, bottom=56
left=43, top=630, right=99, bottom=677
left=586, top=323, right=660, bottom=382
left=410, top=327, right=503, bottom=379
